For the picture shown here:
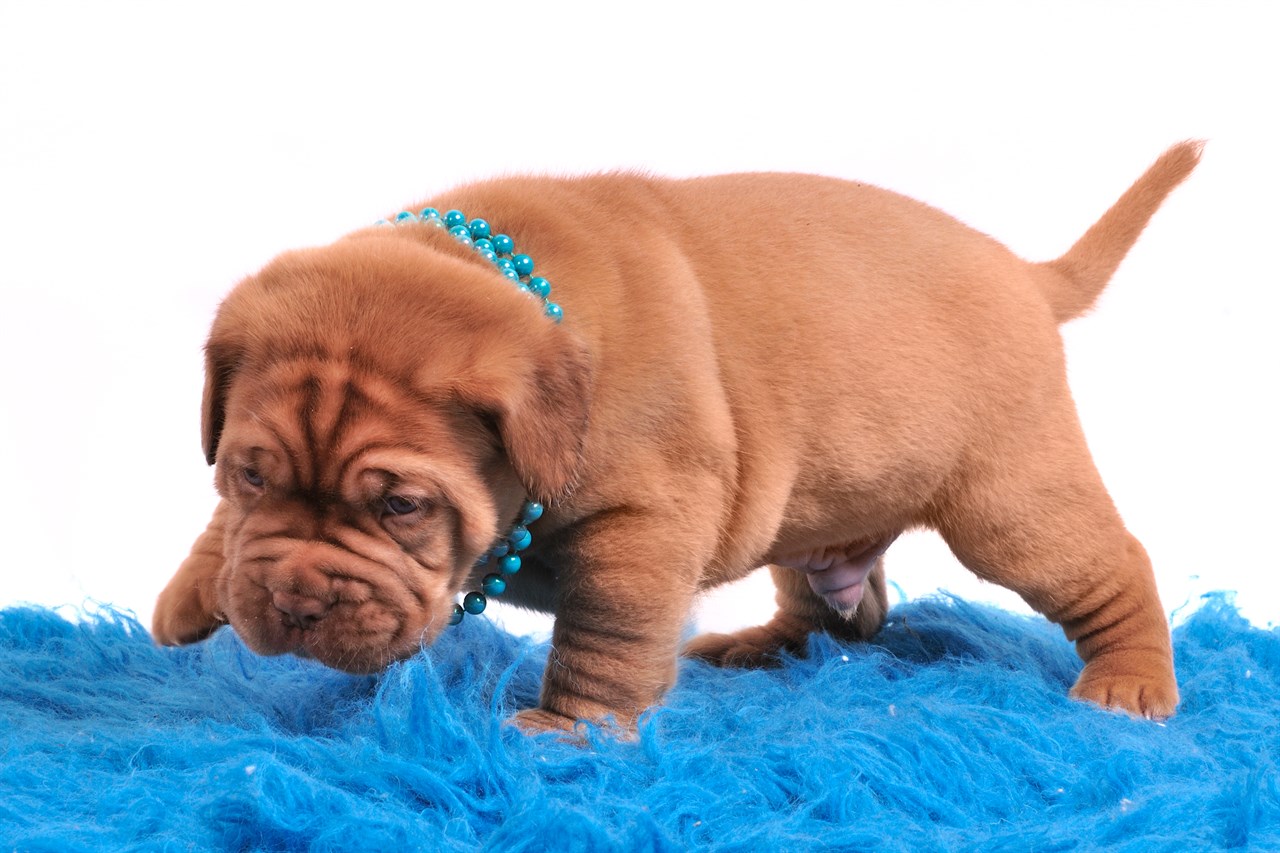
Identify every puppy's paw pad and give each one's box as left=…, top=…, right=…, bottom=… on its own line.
left=1070, top=672, right=1180, bottom=720
left=683, top=626, right=800, bottom=668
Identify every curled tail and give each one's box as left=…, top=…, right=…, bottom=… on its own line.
left=1037, top=141, right=1203, bottom=323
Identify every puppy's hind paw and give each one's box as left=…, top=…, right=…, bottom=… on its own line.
left=682, top=622, right=807, bottom=669
left=1070, top=667, right=1180, bottom=720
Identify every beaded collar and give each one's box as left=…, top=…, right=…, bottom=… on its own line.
left=377, top=207, right=561, bottom=625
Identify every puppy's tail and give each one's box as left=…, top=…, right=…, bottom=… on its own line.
left=1037, top=140, right=1203, bottom=323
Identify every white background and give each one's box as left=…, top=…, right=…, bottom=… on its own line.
left=2, top=2, right=1276, bottom=641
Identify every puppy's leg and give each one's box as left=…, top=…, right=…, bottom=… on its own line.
left=512, top=509, right=706, bottom=735
left=153, top=501, right=229, bottom=645
left=932, top=416, right=1178, bottom=718
left=683, top=559, right=889, bottom=667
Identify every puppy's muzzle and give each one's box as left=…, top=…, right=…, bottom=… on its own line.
left=270, top=588, right=332, bottom=630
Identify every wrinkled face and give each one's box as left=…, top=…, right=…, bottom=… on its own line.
left=212, top=356, right=518, bottom=673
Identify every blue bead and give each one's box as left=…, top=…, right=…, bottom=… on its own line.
left=492, top=234, right=514, bottom=254
left=521, top=501, right=544, bottom=523
left=444, top=210, right=467, bottom=228
left=426, top=217, right=446, bottom=229
left=512, top=254, right=534, bottom=276
left=374, top=219, right=391, bottom=227
left=509, top=526, right=532, bottom=551
left=500, top=554, right=521, bottom=574
left=545, top=303, right=564, bottom=323
left=503, top=269, right=521, bottom=283
left=482, top=573, right=506, bottom=596
left=495, top=257, right=515, bottom=272
left=478, top=249, right=498, bottom=264
left=474, top=238, right=494, bottom=253
left=463, top=591, right=487, bottom=614
left=395, top=211, right=417, bottom=222
left=469, top=219, right=491, bottom=240
left=449, top=603, right=464, bottom=625
left=492, top=542, right=510, bottom=558
left=527, top=277, right=551, bottom=299
left=449, top=224, right=470, bottom=237
left=420, top=207, right=441, bottom=220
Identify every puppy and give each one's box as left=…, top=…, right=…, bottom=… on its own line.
left=154, top=143, right=1201, bottom=732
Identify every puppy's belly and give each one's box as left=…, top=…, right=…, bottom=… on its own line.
left=773, top=533, right=899, bottom=610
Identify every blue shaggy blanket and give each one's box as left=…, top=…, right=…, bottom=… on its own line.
left=2, top=594, right=1277, bottom=851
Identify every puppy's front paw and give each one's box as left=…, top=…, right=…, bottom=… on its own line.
left=1070, top=662, right=1179, bottom=720
left=509, top=708, right=580, bottom=735
left=153, top=580, right=225, bottom=646
left=509, top=708, right=612, bottom=745
left=508, top=707, right=637, bottom=743
left=683, top=623, right=805, bottom=668
left=154, top=507, right=229, bottom=646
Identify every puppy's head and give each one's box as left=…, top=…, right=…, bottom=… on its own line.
left=201, top=232, right=591, bottom=672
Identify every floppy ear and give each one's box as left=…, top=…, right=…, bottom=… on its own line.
left=201, top=339, right=240, bottom=466
left=458, top=335, right=594, bottom=505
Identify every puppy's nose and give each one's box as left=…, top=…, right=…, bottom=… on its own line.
left=272, top=590, right=330, bottom=630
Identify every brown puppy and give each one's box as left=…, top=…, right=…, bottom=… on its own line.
left=154, top=143, right=1202, bottom=732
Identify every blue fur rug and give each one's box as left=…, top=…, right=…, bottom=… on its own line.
left=2, top=594, right=1277, bottom=851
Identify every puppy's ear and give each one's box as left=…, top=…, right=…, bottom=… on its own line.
left=459, top=334, right=593, bottom=505
left=201, top=339, right=240, bottom=466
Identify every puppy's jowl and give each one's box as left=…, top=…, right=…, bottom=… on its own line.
left=155, top=143, right=1201, bottom=732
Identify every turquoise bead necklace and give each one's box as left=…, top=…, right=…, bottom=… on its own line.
left=376, top=207, right=561, bottom=624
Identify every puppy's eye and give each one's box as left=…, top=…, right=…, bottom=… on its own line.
left=384, top=495, right=418, bottom=516
left=243, top=467, right=265, bottom=488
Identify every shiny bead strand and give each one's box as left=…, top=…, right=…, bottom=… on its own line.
left=448, top=500, right=545, bottom=625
